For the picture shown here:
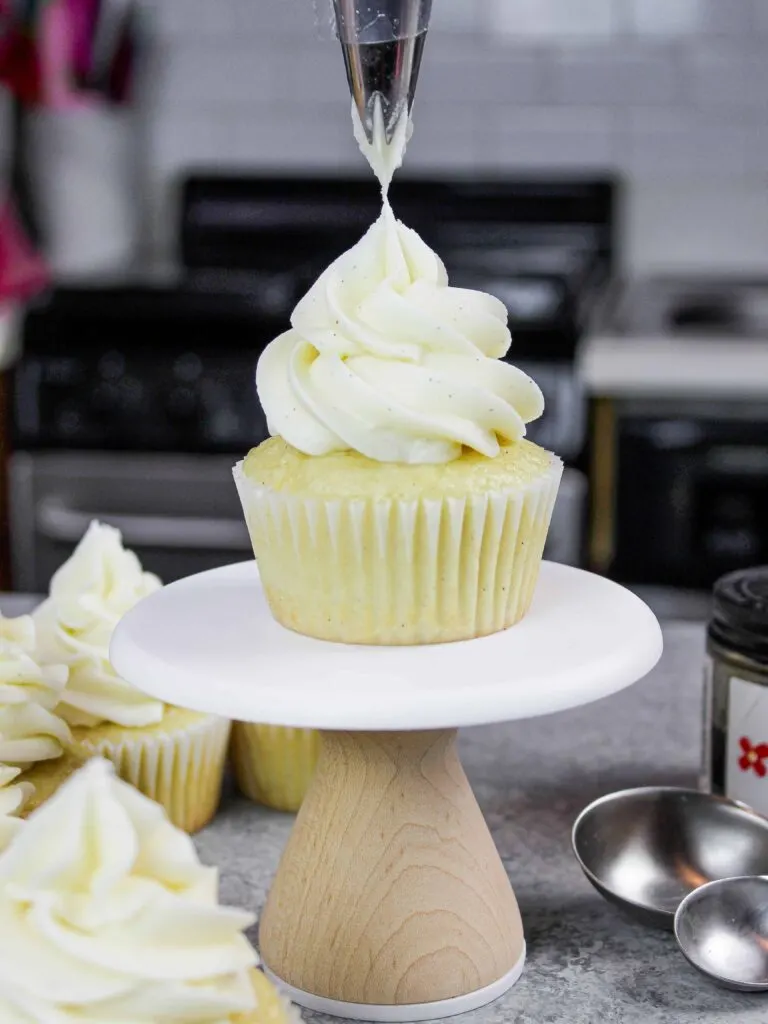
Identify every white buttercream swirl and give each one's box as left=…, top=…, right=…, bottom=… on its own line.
left=352, top=97, right=412, bottom=193
left=33, top=521, right=164, bottom=728
left=0, top=758, right=258, bottom=1022
left=257, top=203, right=544, bottom=465
left=0, top=614, right=70, bottom=765
left=0, top=766, right=32, bottom=853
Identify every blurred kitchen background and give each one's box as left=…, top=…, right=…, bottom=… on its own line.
left=1, top=0, right=768, bottom=617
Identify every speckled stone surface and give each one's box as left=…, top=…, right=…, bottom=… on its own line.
left=187, top=624, right=764, bottom=1021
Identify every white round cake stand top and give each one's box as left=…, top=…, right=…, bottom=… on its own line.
left=110, top=560, right=662, bottom=731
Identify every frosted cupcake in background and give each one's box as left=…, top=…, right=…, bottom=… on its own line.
left=0, top=759, right=299, bottom=1023
left=33, top=521, right=231, bottom=832
left=230, top=723, right=319, bottom=813
left=0, top=766, right=32, bottom=851
left=0, top=612, right=77, bottom=814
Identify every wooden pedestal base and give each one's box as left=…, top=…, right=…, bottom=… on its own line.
left=259, top=730, right=524, bottom=1011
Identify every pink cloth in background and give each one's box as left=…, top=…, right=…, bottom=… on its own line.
left=39, top=0, right=98, bottom=110
left=67, top=0, right=101, bottom=82
left=0, top=200, right=49, bottom=303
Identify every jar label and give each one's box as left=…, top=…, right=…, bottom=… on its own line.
left=726, top=675, right=768, bottom=814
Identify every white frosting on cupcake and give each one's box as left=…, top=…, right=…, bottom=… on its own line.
left=34, top=521, right=165, bottom=728
left=0, top=614, right=70, bottom=765
left=0, top=766, right=32, bottom=853
left=0, top=759, right=258, bottom=1022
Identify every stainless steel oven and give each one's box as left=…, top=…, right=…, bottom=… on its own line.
left=9, top=450, right=585, bottom=592
left=9, top=175, right=615, bottom=589
left=596, top=398, right=768, bottom=590
left=9, top=451, right=251, bottom=592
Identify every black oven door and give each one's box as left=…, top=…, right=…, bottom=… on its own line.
left=613, top=415, right=768, bottom=589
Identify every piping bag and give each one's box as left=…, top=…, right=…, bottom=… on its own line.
left=332, top=0, right=432, bottom=184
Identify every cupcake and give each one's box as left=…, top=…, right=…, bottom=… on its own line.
left=0, top=612, right=75, bottom=796
left=0, top=766, right=32, bottom=851
left=33, top=521, right=230, bottom=832
left=0, top=758, right=299, bottom=1023
left=235, top=203, right=561, bottom=646
left=230, top=723, right=319, bottom=813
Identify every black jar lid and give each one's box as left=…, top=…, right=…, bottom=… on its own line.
left=709, top=566, right=768, bottom=666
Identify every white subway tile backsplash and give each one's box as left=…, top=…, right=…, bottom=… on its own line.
left=272, top=41, right=347, bottom=105
left=552, top=47, right=679, bottom=105
left=622, top=108, right=751, bottom=175
left=419, top=44, right=545, bottom=105
left=228, top=105, right=360, bottom=168
left=701, top=0, right=754, bottom=35
left=158, top=43, right=275, bottom=108
left=406, top=104, right=482, bottom=168
left=430, top=0, right=480, bottom=34
left=151, top=112, right=236, bottom=173
left=688, top=49, right=768, bottom=108
left=233, top=0, right=324, bottom=38
left=488, top=0, right=616, bottom=42
left=747, top=122, right=768, bottom=172
left=487, top=107, right=616, bottom=168
left=138, top=0, right=768, bottom=198
left=628, top=0, right=701, bottom=36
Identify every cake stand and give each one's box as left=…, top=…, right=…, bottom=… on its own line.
left=111, top=561, right=662, bottom=1022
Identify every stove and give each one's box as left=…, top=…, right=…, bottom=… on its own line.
left=581, top=275, right=768, bottom=402
left=9, top=175, right=616, bottom=589
left=608, top=276, right=768, bottom=341
left=581, top=274, right=768, bottom=591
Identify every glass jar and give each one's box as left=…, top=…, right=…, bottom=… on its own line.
left=703, top=567, right=768, bottom=814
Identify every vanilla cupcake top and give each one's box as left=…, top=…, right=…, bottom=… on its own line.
left=0, top=614, right=71, bottom=765
left=256, top=108, right=543, bottom=466
left=0, top=766, right=32, bottom=853
left=0, top=759, right=259, bottom=1022
left=34, top=521, right=164, bottom=728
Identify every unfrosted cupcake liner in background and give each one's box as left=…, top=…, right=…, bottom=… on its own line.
left=234, top=457, right=562, bottom=645
left=231, top=723, right=320, bottom=813
left=66, top=710, right=231, bottom=833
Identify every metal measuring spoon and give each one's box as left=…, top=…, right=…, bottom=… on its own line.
left=572, top=787, right=768, bottom=930
left=675, top=876, right=768, bottom=991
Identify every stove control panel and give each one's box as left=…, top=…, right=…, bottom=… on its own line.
left=13, top=345, right=269, bottom=454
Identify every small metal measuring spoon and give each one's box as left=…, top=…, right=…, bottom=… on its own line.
left=572, top=788, right=768, bottom=930
left=675, top=876, right=768, bottom=991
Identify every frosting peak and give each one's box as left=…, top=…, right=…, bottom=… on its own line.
left=0, top=759, right=258, bottom=1022
left=0, top=766, right=32, bottom=853
left=257, top=206, right=543, bottom=465
left=0, top=613, right=71, bottom=766
left=33, top=521, right=164, bottom=728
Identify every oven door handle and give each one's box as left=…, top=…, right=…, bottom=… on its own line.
left=36, top=498, right=251, bottom=551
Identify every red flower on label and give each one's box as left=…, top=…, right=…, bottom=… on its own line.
left=739, top=737, right=768, bottom=777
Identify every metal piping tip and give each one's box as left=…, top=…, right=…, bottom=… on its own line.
left=333, top=0, right=431, bottom=145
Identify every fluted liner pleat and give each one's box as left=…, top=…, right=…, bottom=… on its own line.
left=234, top=459, right=562, bottom=645
left=231, top=723, right=320, bottom=812
left=71, top=713, right=231, bottom=833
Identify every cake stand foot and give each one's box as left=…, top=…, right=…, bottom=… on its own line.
left=259, top=730, right=524, bottom=1017
left=264, top=946, right=526, bottom=1022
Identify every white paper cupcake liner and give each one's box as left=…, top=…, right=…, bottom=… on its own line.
left=69, top=712, right=231, bottom=833
left=234, top=456, right=562, bottom=645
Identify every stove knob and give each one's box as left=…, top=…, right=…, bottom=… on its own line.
left=166, top=385, right=198, bottom=421
left=91, top=381, right=121, bottom=413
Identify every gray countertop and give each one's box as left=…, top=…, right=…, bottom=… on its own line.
left=195, top=623, right=768, bottom=1024
left=0, top=591, right=756, bottom=1022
